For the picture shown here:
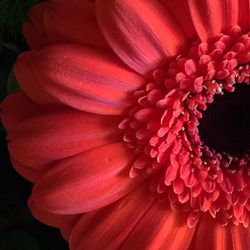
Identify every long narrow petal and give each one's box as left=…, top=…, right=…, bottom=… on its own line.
left=8, top=110, right=121, bottom=167
left=28, top=198, right=78, bottom=228
left=96, top=0, right=188, bottom=75
left=69, top=186, right=154, bottom=250
left=159, top=0, right=196, bottom=41
left=70, top=187, right=195, bottom=250
left=14, top=44, right=146, bottom=115
left=1, top=92, right=122, bottom=170
left=190, top=215, right=250, bottom=249
left=23, top=0, right=108, bottom=49
left=1, top=92, right=40, bottom=132
left=230, top=225, right=250, bottom=250
left=31, top=143, right=140, bottom=214
left=188, top=0, right=238, bottom=41
left=238, top=0, right=250, bottom=32
left=11, top=158, right=41, bottom=182
left=28, top=198, right=81, bottom=240
left=121, top=206, right=195, bottom=250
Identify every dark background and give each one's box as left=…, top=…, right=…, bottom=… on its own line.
left=0, top=1, right=69, bottom=249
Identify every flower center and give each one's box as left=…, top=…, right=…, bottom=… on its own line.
left=120, top=26, right=250, bottom=228
left=199, top=84, right=250, bottom=156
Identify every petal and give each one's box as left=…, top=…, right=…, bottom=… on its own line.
left=238, top=0, right=250, bottom=32
left=24, top=0, right=108, bottom=49
left=159, top=0, right=196, bottom=41
left=69, top=186, right=154, bottom=250
left=188, top=0, right=238, bottom=41
left=8, top=110, right=121, bottom=167
left=121, top=206, right=195, bottom=250
left=28, top=198, right=78, bottom=228
left=96, top=0, right=188, bottom=75
left=28, top=198, right=81, bottom=240
left=44, top=0, right=109, bottom=49
left=1, top=92, right=39, bottom=132
left=230, top=225, right=250, bottom=250
left=70, top=187, right=195, bottom=250
left=31, top=143, right=140, bottom=214
left=1, top=92, right=122, bottom=170
left=11, top=158, right=41, bottom=182
left=190, top=215, right=250, bottom=250
left=14, top=44, right=146, bottom=115
left=23, top=2, right=50, bottom=50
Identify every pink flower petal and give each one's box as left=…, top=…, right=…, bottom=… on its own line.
left=191, top=215, right=250, bottom=249
left=31, top=143, right=140, bottom=214
left=14, top=44, right=145, bottom=115
left=1, top=92, right=122, bottom=171
left=70, top=187, right=195, bottom=250
left=28, top=198, right=79, bottom=228
left=121, top=204, right=195, bottom=250
left=188, top=0, right=238, bottom=41
left=28, top=198, right=81, bottom=240
left=96, top=0, right=188, bottom=75
left=11, top=158, right=41, bottom=182
left=160, top=0, right=196, bottom=41
left=69, top=186, right=153, bottom=250
left=238, top=0, right=250, bottom=32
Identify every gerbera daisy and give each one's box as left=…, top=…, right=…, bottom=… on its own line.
left=2, top=0, right=250, bottom=249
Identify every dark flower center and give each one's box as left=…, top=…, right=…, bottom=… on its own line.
left=199, top=84, right=250, bottom=156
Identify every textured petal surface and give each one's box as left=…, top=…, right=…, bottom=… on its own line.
left=69, top=186, right=153, bottom=250
left=1, top=92, right=121, bottom=172
left=96, top=0, right=187, bottom=75
left=14, top=44, right=145, bottom=115
left=238, top=0, right=250, bottom=31
left=1, top=92, right=40, bottom=132
left=188, top=0, right=238, bottom=41
left=190, top=215, right=250, bottom=250
left=121, top=205, right=195, bottom=250
left=24, top=0, right=108, bottom=49
left=29, top=198, right=81, bottom=240
left=160, top=0, right=196, bottom=41
left=70, top=187, right=194, bottom=250
left=10, top=158, right=41, bottom=182
left=31, top=143, right=140, bottom=214
left=28, top=198, right=77, bottom=228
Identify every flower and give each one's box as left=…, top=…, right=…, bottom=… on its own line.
left=2, top=0, right=250, bottom=249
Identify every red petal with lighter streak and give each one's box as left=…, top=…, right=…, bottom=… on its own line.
left=188, top=0, right=238, bottom=41
left=69, top=186, right=153, bottom=250
left=31, top=143, right=140, bottom=214
left=96, top=0, right=187, bottom=75
left=70, top=187, right=194, bottom=250
left=14, top=44, right=145, bottom=115
left=1, top=92, right=122, bottom=170
left=191, top=215, right=250, bottom=250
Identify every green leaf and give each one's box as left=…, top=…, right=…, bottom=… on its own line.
left=7, top=70, right=20, bottom=93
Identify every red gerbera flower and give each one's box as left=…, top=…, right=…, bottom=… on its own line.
left=2, top=0, right=250, bottom=249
